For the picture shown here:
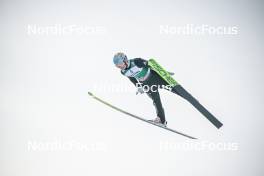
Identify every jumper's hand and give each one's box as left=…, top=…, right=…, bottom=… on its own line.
left=136, top=87, right=145, bottom=95
left=167, top=71, right=174, bottom=76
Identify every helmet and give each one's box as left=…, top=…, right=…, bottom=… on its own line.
left=113, top=52, right=128, bottom=65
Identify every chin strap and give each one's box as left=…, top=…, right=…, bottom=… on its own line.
left=124, top=62, right=128, bottom=69
left=124, top=60, right=130, bottom=69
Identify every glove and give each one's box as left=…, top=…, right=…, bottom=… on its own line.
left=136, top=87, right=145, bottom=95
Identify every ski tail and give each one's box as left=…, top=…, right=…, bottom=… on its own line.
left=148, top=58, right=179, bottom=86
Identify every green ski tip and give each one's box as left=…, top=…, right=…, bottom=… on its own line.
left=88, top=92, right=93, bottom=96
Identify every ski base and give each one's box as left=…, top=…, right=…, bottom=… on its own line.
left=88, top=92, right=197, bottom=140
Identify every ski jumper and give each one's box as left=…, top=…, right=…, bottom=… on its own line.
left=121, top=58, right=223, bottom=128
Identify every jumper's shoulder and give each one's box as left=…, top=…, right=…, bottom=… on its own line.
left=132, top=58, right=148, bottom=67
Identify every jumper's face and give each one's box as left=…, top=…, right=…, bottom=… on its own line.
left=115, top=61, right=127, bottom=70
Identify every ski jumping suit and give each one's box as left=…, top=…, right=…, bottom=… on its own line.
left=121, top=58, right=222, bottom=128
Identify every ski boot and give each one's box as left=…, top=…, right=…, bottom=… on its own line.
left=148, top=117, right=167, bottom=127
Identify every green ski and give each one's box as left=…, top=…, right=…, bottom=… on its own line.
left=148, top=58, right=223, bottom=129
left=148, top=58, right=179, bottom=86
